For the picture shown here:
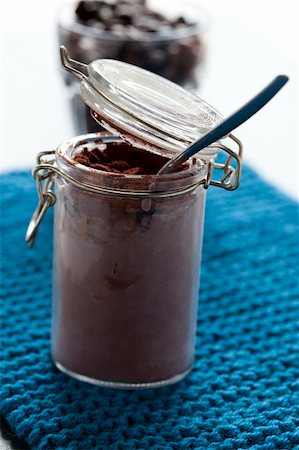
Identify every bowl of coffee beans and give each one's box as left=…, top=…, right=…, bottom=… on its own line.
left=58, top=0, right=208, bottom=133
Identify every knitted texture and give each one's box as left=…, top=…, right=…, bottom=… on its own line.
left=1, top=166, right=298, bottom=450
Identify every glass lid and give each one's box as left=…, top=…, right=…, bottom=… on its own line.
left=80, top=59, right=223, bottom=158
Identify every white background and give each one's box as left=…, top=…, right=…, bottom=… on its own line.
left=0, top=0, right=298, bottom=200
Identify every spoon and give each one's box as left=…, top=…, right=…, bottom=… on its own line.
left=157, top=75, right=289, bottom=175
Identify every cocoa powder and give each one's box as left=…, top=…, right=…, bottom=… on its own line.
left=73, top=140, right=187, bottom=175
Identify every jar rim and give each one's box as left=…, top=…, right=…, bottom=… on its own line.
left=57, top=2, right=209, bottom=43
left=56, top=133, right=209, bottom=195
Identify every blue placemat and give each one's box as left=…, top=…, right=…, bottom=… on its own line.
left=1, top=166, right=299, bottom=450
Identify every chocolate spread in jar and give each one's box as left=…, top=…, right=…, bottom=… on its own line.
left=52, top=136, right=207, bottom=385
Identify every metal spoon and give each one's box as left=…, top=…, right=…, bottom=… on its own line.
left=157, top=75, right=289, bottom=175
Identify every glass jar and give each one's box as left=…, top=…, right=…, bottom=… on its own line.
left=50, top=133, right=208, bottom=388
left=57, top=1, right=208, bottom=134
left=27, top=54, right=242, bottom=388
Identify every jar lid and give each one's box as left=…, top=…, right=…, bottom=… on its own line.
left=63, top=50, right=223, bottom=159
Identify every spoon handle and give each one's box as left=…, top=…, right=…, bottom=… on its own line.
left=158, top=75, right=289, bottom=174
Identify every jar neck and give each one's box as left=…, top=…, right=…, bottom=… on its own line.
left=56, top=133, right=209, bottom=197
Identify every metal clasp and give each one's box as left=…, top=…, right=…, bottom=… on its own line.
left=26, top=134, right=243, bottom=245
left=60, top=46, right=88, bottom=81
left=25, top=150, right=56, bottom=247
left=204, top=134, right=243, bottom=190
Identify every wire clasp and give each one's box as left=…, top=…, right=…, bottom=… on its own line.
left=60, top=46, right=88, bottom=81
left=25, top=151, right=56, bottom=247
left=204, top=134, right=243, bottom=190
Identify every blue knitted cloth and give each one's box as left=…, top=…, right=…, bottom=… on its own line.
left=1, top=166, right=298, bottom=450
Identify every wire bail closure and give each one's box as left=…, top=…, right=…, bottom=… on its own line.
left=25, top=134, right=242, bottom=246
left=25, top=151, right=56, bottom=247
left=60, top=46, right=88, bottom=81
left=26, top=48, right=242, bottom=246
left=205, top=134, right=243, bottom=190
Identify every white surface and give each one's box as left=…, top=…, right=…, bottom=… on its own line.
left=0, top=0, right=298, bottom=200
left=201, top=0, right=299, bottom=201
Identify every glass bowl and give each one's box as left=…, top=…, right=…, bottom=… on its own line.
left=57, top=0, right=209, bottom=134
